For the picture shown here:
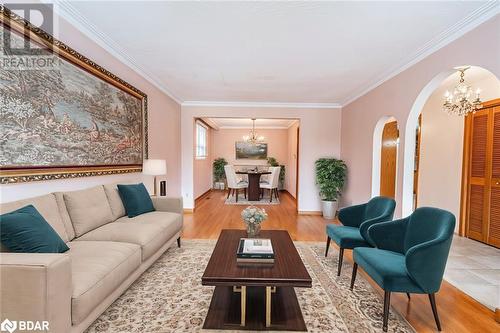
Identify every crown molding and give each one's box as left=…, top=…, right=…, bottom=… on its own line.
left=51, top=0, right=182, bottom=104
left=181, top=101, right=342, bottom=109
left=218, top=126, right=291, bottom=130
left=341, top=1, right=500, bottom=107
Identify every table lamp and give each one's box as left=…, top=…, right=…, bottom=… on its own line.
left=143, top=159, right=166, bottom=196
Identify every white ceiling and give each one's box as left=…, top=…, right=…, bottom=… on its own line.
left=54, top=1, right=498, bottom=106
left=205, top=118, right=297, bottom=129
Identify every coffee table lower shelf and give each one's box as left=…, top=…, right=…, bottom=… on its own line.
left=202, top=286, right=307, bottom=331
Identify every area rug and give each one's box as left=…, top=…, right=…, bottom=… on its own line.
left=225, top=196, right=280, bottom=205
left=85, top=240, right=415, bottom=333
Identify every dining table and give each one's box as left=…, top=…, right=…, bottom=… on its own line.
left=236, top=170, right=271, bottom=201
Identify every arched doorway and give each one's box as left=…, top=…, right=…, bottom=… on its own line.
left=372, top=116, right=399, bottom=198
left=402, top=66, right=500, bottom=237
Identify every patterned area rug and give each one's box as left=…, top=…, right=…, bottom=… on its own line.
left=225, top=196, right=280, bottom=205
left=85, top=240, right=415, bottom=333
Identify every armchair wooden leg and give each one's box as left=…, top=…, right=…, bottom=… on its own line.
left=406, top=293, right=411, bottom=300
left=236, top=189, right=239, bottom=202
left=227, top=188, right=231, bottom=199
left=383, top=291, right=391, bottom=332
left=177, top=237, right=181, bottom=248
left=270, top=189, right=273, bottom=202
left=244, top=188, right=247, bottom=199
left=428, top=293, right=442, bottom=331
left=276, top=189, right=280, bottom=199
left=325, top=236, right=331, bottom=257
left=350, top=263, right=358, bottom=290
left=337, top=248, right=344, bottom=276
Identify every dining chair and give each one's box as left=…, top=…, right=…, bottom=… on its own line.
left=224, top=165, right=248, bottom=202
left=325, top=196, right=396, bottom=276
left=350, top=207, right=455, bottom=332
left=259, top=166, right=281, bottom=202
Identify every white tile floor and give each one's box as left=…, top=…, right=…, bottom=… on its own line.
left=444, top=235, right=500, bottom=311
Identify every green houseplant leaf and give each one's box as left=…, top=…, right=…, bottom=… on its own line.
left=213, top=158, right=228, bottom=183
left=315, top=158, right=347, bottom=202
left=267, top=157, right=278, bottom=166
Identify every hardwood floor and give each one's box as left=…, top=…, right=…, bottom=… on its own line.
left=183, top=190, right=326, bottom=241
left=183, top=190, right=498, bottom=333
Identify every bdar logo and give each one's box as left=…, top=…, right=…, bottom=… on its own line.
left=0, top=319, right=17, bottom=333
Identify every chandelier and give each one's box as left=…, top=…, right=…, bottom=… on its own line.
left=243, top=118, right=265, bottom=143
left=443, top=66, right=482, bottom=116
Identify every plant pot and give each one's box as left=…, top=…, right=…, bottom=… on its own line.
left=321, top=200, right=338, bottom=219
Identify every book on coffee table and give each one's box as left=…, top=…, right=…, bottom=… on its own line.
left=237, top=238, right=274, bottom=263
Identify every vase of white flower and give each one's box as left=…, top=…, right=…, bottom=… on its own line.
left=241, top=206, right=268, bottom=237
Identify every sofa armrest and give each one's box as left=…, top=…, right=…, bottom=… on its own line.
left=152, top=196, right=183, bottom=215
left=0, top=253, right=72, bottom=333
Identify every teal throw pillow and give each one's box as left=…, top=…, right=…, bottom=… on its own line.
left=117, top=183, right=155, bottom=218
left=0, top=205, right=69, bottom=253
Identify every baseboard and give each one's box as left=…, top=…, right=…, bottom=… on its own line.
left=298, top=210, right=322, bottom=216
left=183, top=208, right=194, bottom=214
left=195, top=189, right=212, bottom=201
left=282, top=189, right=296, bottom=199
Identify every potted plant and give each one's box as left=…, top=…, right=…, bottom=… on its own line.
left=267, top=157, right=286, bottom=190
left=315, top=158, right=347, bottom=219
left=213, top=157, right=228, bottom=190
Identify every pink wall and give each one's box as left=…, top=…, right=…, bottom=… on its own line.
left=212, top=128, right=289, bottom=166
left=193, top=123, right=213, bottom=199
left=340, top=16, right=500, bottom=217
left=0, top=7, right=182, bottom=202
left=181, top=106, right=342, bottom=210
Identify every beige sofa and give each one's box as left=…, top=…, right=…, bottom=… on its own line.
left=0, top=184, right=183, bottom=333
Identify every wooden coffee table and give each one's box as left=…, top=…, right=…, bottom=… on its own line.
left=201, top=229, right=312, bottom=331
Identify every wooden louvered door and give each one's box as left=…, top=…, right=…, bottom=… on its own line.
left=488, top=106, right=500, bottom=247
left=464, top=100, right=500, bottom=248
left=467, top=109, right=489, bottom=242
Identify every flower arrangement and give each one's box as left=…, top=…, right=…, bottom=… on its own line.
left=241, top=206, right=268, bottom=237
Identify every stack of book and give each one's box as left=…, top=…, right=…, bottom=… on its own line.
left=237, top=238, right=274, bottom=264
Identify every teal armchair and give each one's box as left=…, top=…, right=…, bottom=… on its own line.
left=325, top=196, right=396, bottom=275
left=350, top=207, right=455, bottom=331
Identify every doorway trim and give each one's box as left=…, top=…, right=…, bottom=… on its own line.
left=372, top=116, right=398, bottom=197
left=402, top=70, right=455, bottom=217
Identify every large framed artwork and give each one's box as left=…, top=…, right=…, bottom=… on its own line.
left=0, top=6, right=148, bottom=184
left=235, top=142, right=268, bottom=160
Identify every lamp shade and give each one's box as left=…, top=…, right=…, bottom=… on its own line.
left=142, top=159, right=166, bottom=176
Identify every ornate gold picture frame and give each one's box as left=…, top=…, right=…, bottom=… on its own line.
left=0, top=5, right=148, bottom=184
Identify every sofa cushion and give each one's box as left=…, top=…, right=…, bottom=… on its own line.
left=117, top=183, right=155, bottom=218
left=103, top=183, right=127, bottom=220
left=0, top=194, right=70, bottom=243
left=63, top=186, right=114, bottom=237
left=53, top=192, right=76, bottom=241
left=68, top=241, right=141, bottom=325
left=76, top=211, right=182, bottom=261
left=0, top=205, right=69, bottom=253
left=353, top=247, right=424, bottom=293
left=326, top=225, right=370, bottom=249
